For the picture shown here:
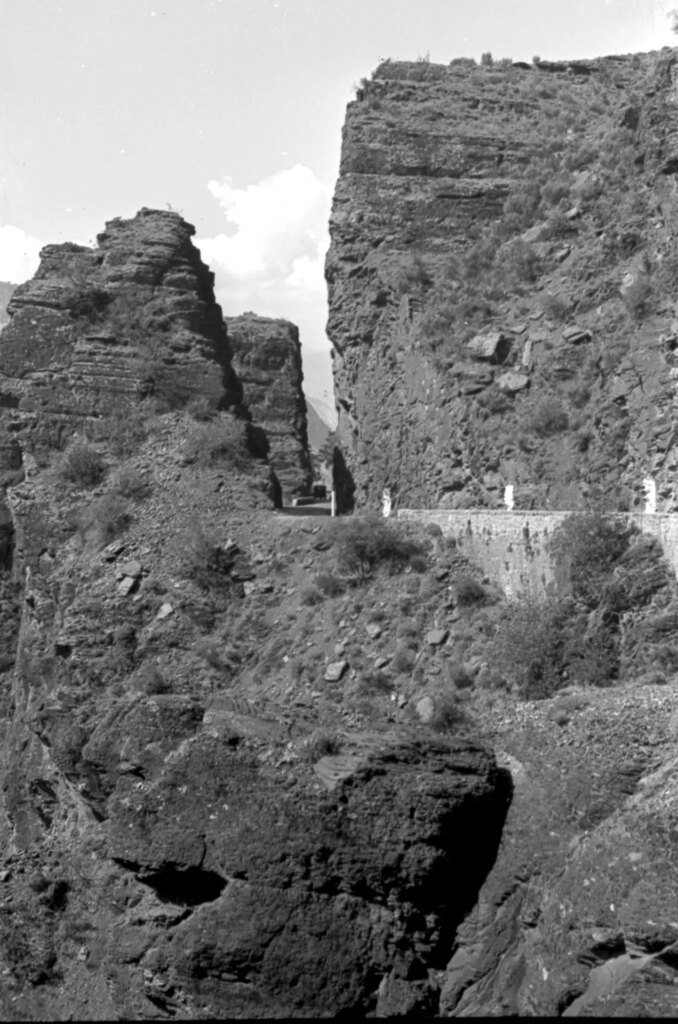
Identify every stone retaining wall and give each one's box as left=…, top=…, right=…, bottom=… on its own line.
left=397, top=509, right=678, bottom=597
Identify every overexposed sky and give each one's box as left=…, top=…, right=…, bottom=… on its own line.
left=1, top=0, right=676, bottom=398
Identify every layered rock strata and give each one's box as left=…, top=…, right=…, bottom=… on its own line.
left=226, top=313, right=313, bottom=500
left=327, top=50, right=678, bottom=512
left=0, top=211, right=511, bottom=1017
left=1, top=209, right=243, bottom=434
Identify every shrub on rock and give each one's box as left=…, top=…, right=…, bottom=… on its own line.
left=59, top=443, right=107, bottom=487
left=301, top=730, right=342, bottom=763
left=78, top=493, right=131, bottom=546
left=333, top=515, right=426, bottom=581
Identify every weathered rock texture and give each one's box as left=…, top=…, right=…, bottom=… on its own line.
left=226, top=313, right=313, bottom=499
left=0, top=211, right=511, bottom=1018
left=1, top=209, right=243, bottom=429
left=105, top=730, right=507, bottom=1018
left=398, top=508, right=678, bottom=597
left=327, top=50, right=678, bottom=512
left=444, top=683, right=678, bottom=1017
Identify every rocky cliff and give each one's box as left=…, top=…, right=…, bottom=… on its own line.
left=0, top=210, right=514, bottom=1018
left=226, top=313, right=313, bottom=500
left=327, top=50, right=678, bottom=512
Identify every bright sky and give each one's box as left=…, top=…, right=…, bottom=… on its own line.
left=1, top=0, right=676, bottom=399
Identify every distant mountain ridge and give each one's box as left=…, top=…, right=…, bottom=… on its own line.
left=305, top=393, right=337, bottom=451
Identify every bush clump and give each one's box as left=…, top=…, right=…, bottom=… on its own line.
left=493, top=511, right=674, bottom=697
left=357, top=670, right=392, bottom=695
left=187, top=395, right=219, bottom=422
left=550, top=511, right=631, bottom=608
left=392, top=646, right=417, bottom=674
left=68, top=286, right=111, bottom=321
left=333, top=515, right=426, bottom=581
left=313, top=572, right=345, bottom=597
left=529, top=401, right=569, bottom=437
left=454, top=574, right=487, bottom=606
left=301, top=730, right=342, bottom=763
left=196, top=639, right=223, bottom=669
left=182, top=527, right=236, bottom=589
left=96, top=409, right=148, bottom=456
left=182, top=418, right=250, bottom=469
left=78, top=493, right=131, bottom=546
left=59, top=443, right=107, bottom=487
left=541, top=293, right=570, bottom=321
left=492, top=596, right=579, bottom=698
left=112, top=465, right=152, bottom=499
left=138, top=664, right=171, bottom=695
left=428, top=693, right=469, bottom=732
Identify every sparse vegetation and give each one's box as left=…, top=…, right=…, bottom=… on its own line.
left=181, top=526, right=236, bottom=589
left=357, top=669, right=392, bottom=695
left=620, top=269, right=651, bottom=318
left=138, top=664, right=171, bottom=695
left=196, top=638, right=223, bottom=669
left=392, top=646, right=416, bottom=673
left=447, top=662, right=473, bottom=689
left=91, top=408, right=148, bottom=456
left=301, top=730, right=342, bottom=763
left=428, top=693, right=469, bottom=732
left=300, top=585, right=323, bottom=606
left=541, top=293, right=571, bottom=321
left=78, top=493, right=131, bottom=545
left=492, top=596, right=579, bottom=698
left=67, top=286, right=111, bottom=321
left=492, top=511, right=676, bottom=697
left=182, top=418, right=250, bottom=469
left=333, top=515, right=427, bottom=581
left=454, top=575, right=487, bottom=606
left=393, top=254, right=433, bottom=295
left=550, top=511, right=631, bottom=607
left=529, top=401, right=569, bottom=437
left=313, top=572, right=345, bottom=597
left=59, top=443, right=107, bottom=487
left=187, top=395, right=219, bottom=421
left=8, top=58, right=678, bottom=1014
left=112, top=465, right=152, bottom=499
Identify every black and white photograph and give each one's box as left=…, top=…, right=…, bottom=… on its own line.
left=1, top=0, right=678, bottom=1017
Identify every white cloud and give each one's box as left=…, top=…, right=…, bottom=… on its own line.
left=641, top=0, right=677, bottom=48
left=0, top=225, right=43, bottom=282
left=198, top=164, right=331, bottom=282
left=196, top=165, right=334, bottom=395
left=285, top=234, right=330, bottom=292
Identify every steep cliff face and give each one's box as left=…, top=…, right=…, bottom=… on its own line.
left=327, top=50, right=678, bottom=512
left=1, top=209, right=242, bottom=431
left=0, top=211, right=270, bottom=1015
left=226, top=313, right=313, bottom=499
left=442, top=681, right=678, bottom=1017
left=0, top=211, right=512, bottom=1018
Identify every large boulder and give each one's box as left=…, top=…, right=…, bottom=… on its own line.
left=104, top=729, right=509, bottom=1017
left=441, top=683, right=678, bottom=1017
